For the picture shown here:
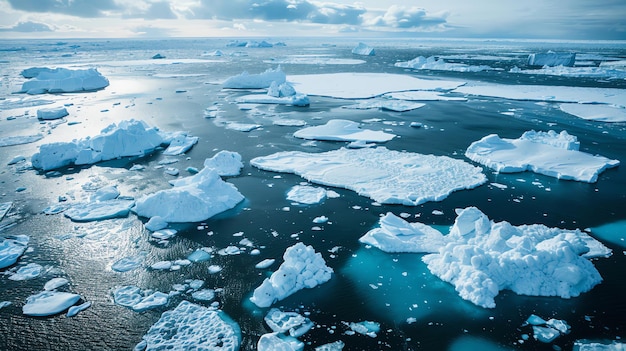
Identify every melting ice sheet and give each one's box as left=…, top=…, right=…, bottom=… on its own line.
left=559, top=103, right=626, bottom=123
left=251, top=147, right=487, bottom=206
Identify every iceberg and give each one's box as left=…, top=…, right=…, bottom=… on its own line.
left=19, top=67, right=109, bottom=94
left=421, top=207, right=610, bottom=308
left=560, top=103, right=626, bottom=123
left=223, top=66, right=286, bottom=89
left=0, top=235, right=29, bottom=269
left=162, top=132, right=198, bottom=156
left=31, top=119, right=167, bottom=171
left=200, top=151, right=244, bottom=177
left=36, top=106, right=68, bottom=120
left=293, top=119, right=396, bottom=143
left=133, top=167, right=244, bottom=223
left=251, top=147, right=487, bottom=206
left=352, top=42, right=375, bottom=56
left=64, top=199, right=135, bottom=222
left=288, top=73, right=465, bottom=99
left=22, top=291, right=81, bottom=316
left=465, top=130, right=620, bottom=183
left=359, top=212, right=447, bottom=253
left=527, top=52, right=576, bottom=67
left=137, top=300, right=240, bottom=351
left=250, top=242, right=333, bottom=308
left=395, top=56, right=495, bottom=72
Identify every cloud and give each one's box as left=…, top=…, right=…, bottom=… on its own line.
left=123, top=1, right=178, bottom=20
left=7, top=0, right=119, bottom=17
left=0, top=21, right=53, bottom=32
left=366, top=5, right=448, bottom=30
left=133, top=25, right=175, bottom=37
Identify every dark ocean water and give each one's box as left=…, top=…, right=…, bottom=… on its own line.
left=0, top=37, right=625, bottom=351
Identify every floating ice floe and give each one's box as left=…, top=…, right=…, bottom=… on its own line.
left=527, top=52, right=576, bottom=67
left=465, top=130, right=620, bottom=183
left=44, top=277, right=69, bottom=291
left=37, top=106, right=68, bottom=120
left=418, top=207, right=610, bottom=308
left=145, top=216, right=168, bottom=231
left=288, top=73, right=465, bottom=99
left=67, top=301, right=91, bottom=317
left=315, top=341, right=345, bottom=350
left=286, top=185, right=334, bottom=205
left=559, top=103, right=626, bottom=123
left=18, top=67, right=109, bottom=94
left=162, top=132, right=199, bottom=156
left=200, top=151, right=244, bottom=177
left=0, top=235, right=29, bottom=269
left=112, top=285, right=169, bottom=312
left=258, top=333, right=303, bottom=351
left=266, top=55, right=365, bottom=65
left=223, top=66, right=285, bottom=89
left=133, top=165, right=244, bottom=223
left=273, top=119, right=307, bottom=127
left=523, top=314, right=571, bottom=343
left=293, top=119, right=396, bottom=143
left=22, top=291, right=81, bottom=316
left=250, top=242, right=333, bottom=308
left=344, top=99, right=425, bottom=112
left=0, top=134, right=44, bottom=147
left=265, top=308, right=314, bottom=337
left=255, top=259, right=276, bottom=269
left=359, top=212, right=446, bottom=253
left=251, top=147, right=487, bottom=206
left=352, top=42, right=375, bottom=56
left=136, top=300, right=240, bottom=351
left=224, top=122, right=262, bottom=132
left=31, top=119, right=172, bottom=171
left=236, top=81, right=310, bottom=106
left=511, top=65, right=626, bottom=79
left=64, top=199, right=135, bottom=222
left=346, top=321, right=380, bottom=338
left=395, top=56, right=495, bottom=72
left=385, top=91, right=468, bottom=102
left=8, top=262, right=42, bottom=281
left=574, top=340, right=626, bottom=350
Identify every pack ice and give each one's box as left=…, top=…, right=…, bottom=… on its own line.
left=251, top=147, right=487, bottom=206
left=395, top=56, right=495, bottom=72
left=18, top=67, right=109, bottom=94
left=363, top=207, right=611, bottom=308
left=250, top=243, right=333, bottom=308
left=465, top=130, right=620, bottom=183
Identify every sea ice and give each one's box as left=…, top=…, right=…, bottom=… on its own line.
left=347, top=321, right=380, bottom=338
left=0, top=135, right=44, bottom=147
left=0, top=235, right=29, bottom=269
left=385, top=91, right=468, bottom=101
left=236, top=93, right=310, bottom=107
left=36, top=106, right=68, bottom=120
left=18, top=67, right=109, bottom=94
left=136, top=300, right=240, bottom=351
left=162, top=132, right=199, bottom=156
left=293, top=119, right=396, bottom=143
left=395, top=56, right=495, bottom=72
left=573, top=340, right=626, bottom=350
left=223, top=66, right=286, bottom=89
left=511, top=65, right=626, bottom=79
left=255, top=259, right=276, bottom=269
left=188, top=249, right=212, bottom=262
left=287, top=185, right=328, bottom=205
left=112, top=285, right=169, bottom=312
left=421, top=207, right=610, bottom=308
left=527, top=52, right=576, bottom=67
left=359, top=212, right=447, bottom=253
left=145, top=216, right=168, bottom=231
left=560, top=103, right=626, bottom=123
left=250, top=242, right=333, bottom=308
left=8, top=262, right=42, bottom=281
left=64, top=199, right=135, bottom=222
left=22, top=291, right=81, bottom=316
left=258, top=333, right=304, bottom=351
left=111, top=254, right=145, bottom=272
left=352, top=42, right=375, bottom=56
left=465, top=130, right=620, bottom=183
left=134, top=165, right=244, bottom=222
left=344, top=99, right=425, bottom=112
left=316, top=341, right=345, bottom=351
left=44, top=277, right=69, bottom=291
left=191, top=289, right=215, bottom=301
left=288, top=73, right=465, bottom=99
left=251, top=147, right=487, bottom=206
left=201, top=151, right=244, bottom=176
left=67, top=301, right=91, bottom=317
left=264, top=308, right=314, bottom=337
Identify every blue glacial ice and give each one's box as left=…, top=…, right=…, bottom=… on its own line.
left=199, top=151, right=244, bottom=177
left=351, top=42, right=375, bottom=56
left=18, top=67, right=109, bottom=94
left=264, top=308, right=314, bottom=337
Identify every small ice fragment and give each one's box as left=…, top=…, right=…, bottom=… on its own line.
left=66, top=301, right=91, bottom=317
left=9, top=263, right=43, bottom=281
left=313, top=216, right=329, bottom=224
left=208, top=265, right=222, bottom=274
left=44, top=277, right=69, bottom=291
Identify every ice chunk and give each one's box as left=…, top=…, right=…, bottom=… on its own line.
left=287, top=185, right=327, bottom=205
left=64, top=199, right=135, bottom=222
left=0, top=235, right=29, bottom=269
left=18, top=67, right=109, bottom=94
left=352, top=42, right=375, bottom=56
left=250, top=242, right=333, bottom=308
left=112, top=285, right=169, bottom=312
left=0, top=301, right=11, bottom=309
left=137, top=300, right=240, bottom=351
left=145, top=216, right=168, bottom=231
left=359, top=212, right=447, bottom=253
left=264, top=308, right=312, bottom=335
left=348, top=321, right=380, bottom=338
left=236, top=92, right=310, bottom=107
left=36, top=106, right=68, bottom=120
left=422, top=207, right=609, bottom=308
left=258, top=333, right=303, bottom=351
left=44, top=277, right=69, bottom=291
left=294, top=119, right=395, bottom=142
left=288, top=73, right=465, bottom=99
left=66, top=301, right=91, bottom=317
left=255, top=259, right=275, bottom=269
left=251, top=147, right=486, bottom=206
left=573, top=340, right=626, bottom=350
left=527, top=52, right=576, bottom=67
left=8, top=262, right=42, bottom=281
left=316, top=341, right=345, bottom=351
left=22, top=291, right=81, bottom=316
left=188, top=249, right=212, bottom=262
left=267, top=81, right=296, bottom=98
left=201, top=151, right=244, bottom=176
left=344, top=99, right=425, bottom=112
left=0, top=134, right=44, bottom=147
left=191, top=289, right=215, bottom=301
left=133, top=167, right=244, bottom=223
left=90, top=185, right=121, bottom=202
left=162, top=132, right=198, bottom=156
left=395, top=56, right=494, bottom=72
left=150, top=229, right=177, bottom=241
left=223, top=66, right=286, bottom=89
left=560, top=103, right=626, bottom=123
left=465, top=130, right=619, bottom=183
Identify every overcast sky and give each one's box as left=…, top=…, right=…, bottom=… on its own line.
left=0, top=0, right=625, bottom=40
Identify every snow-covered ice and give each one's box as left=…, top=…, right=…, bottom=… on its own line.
left=293, top=119, right=396, bottom=143
left=22, top=291, right=81, bottom=316
left=315, top=341, right=345, bottom=351
left=395, top=56, right=495, bottom=72
left=255, top=259, right=276, bottom=269
left=251, top=147, right=487, bottom=206
left=18, top=67, right=109, bottom=94
left=112, top=285, right=169, bottom=312
left=264, top=308, right=314, bottom=337
left=0, top=135, right=44, bottom=147
left=250, top=242, right=333, bottom=308
left=64, top=199, right=135, bottom=222
left=559, top=103, right=626, bottom=123
left=287, top=185, right=329, bottom=205
left=201, top=151, right=244, bottom=176
left=162, top=132, right=198, bottom=156
left=465, top=130, right=620, bottom=183
left=44, top=277, right=69, bottom=291
left=352, top=42, right=375, bottom=56
left=527, top=52, right=576, bottom=67
left=133, top=165, right=244, bottom=223
left=222, top=66, right=286, bottom=89
left=288, top=73, right=465, bottom=99
left=8, top=262, right=42, bottom=281
left=136, top=300, right=240, bottom=351
left=359, top=212, right=446, bottom=253
left=0, top=235, right=29, bottom=269
left=36, top=106, right=68, bottom=120
left=237, top=80, right=310, bottom=106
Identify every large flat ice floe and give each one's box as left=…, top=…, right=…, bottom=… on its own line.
left=22, top=291, right=81, bottom=316
left=250, top=242, right=333, bottom=308
left=251, top=147, right=487, bottom=206
left=19, top=67, right=109, bottom=94
left=135, top=301, right=240, bottom=351
left=133, top=164, right=244, bottom=223
left=223, top=66, right=286, bottom=89
left=288, top=73, right=465, bottom=99
left=465, top=130, right=620, bottom=183
left=559, top=103, right=626, bottom=123
left=363, top=207, right=611, bottom=308
left=395, top=56, right=495, bottom=73
left=293, top=119, right=396, bottom=143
